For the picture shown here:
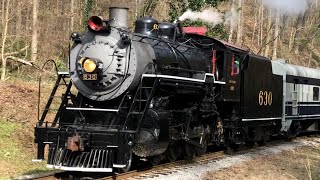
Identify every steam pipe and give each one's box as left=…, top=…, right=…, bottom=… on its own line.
left=172, top=19, right=184, bottom=43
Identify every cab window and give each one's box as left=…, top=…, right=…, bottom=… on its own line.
left=231, top=55, right=240, bottom=76
left=313, top=87, right=319, bottom=101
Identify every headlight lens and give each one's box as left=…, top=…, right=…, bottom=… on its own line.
left=83, top=58, right=97, bottom=73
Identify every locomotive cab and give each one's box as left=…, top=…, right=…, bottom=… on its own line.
left=211, top=39, right=248, bottom=102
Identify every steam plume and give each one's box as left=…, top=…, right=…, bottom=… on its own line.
left=178, top=8, right=224, bottom=27
left=179, top=8, right=239, bottom=27
left=261, top=0, right=308, bottom=16
left=224, top=7, right=238, bottom=28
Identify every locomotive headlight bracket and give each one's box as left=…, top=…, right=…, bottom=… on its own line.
left=82, top=58, right=97, bottom=73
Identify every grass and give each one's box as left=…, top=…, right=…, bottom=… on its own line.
left=0, top=118, right=50, bottom=180
left=0, top=120, right=20, bottom=161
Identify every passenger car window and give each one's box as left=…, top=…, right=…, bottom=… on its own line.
left=313, top=87, right=320, bottom=101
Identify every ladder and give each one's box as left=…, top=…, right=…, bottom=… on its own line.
left=38, top=72, right=72, bottom=127
left=107, top=92, right=131, bottom=129
left=122, top=77, right=158, bottom=131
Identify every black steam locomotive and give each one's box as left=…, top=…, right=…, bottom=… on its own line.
left=34, top=6, right=320, bottom=172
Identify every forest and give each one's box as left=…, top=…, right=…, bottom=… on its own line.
left=0, top=0, right=319, bottom=81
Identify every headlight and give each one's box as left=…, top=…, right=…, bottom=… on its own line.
left=82, top=58, right=97, bottom=73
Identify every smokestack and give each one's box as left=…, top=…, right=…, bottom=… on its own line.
left=109, top=6, right=129, bottom=28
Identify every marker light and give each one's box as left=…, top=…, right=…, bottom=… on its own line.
left=83, top=58, right=97, bottom=73
left=88, top=16, right=103, bottom=31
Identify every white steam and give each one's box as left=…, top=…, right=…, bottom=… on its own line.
left=178, top=0, right=309, bottom=27
left=178, top=8, right=239, bottom=27
left=178, top=8, right=223, bottom=26
left=261, top=0, right=308, bottom=16
left=224, top=7, right=238, bottom=28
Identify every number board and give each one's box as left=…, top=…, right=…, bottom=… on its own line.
left=258, top=91, right=273, bottom=106
left=83, top=74, right=97, bottom=80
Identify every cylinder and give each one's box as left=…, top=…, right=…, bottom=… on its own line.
left=109, top=6, right=128, bottom=28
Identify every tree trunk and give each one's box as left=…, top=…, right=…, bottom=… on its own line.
left=293, top=13, right=307, bottom=54
left=259, top=3, right=264, bottom=54
left=235, top=0, right=242, bottom=45
left=251, top=0, right=258, bottom=46
left=135, top=0, right=138, bottom=17
left=228, top=0, right=235, bottom=43
left=1, top=0, right=5, bottom=28
left=25, top=2, right=30, bottom=43
left=1, top=0, right=9, bottom=81
left=71, top=0, right=74, bottom=32
left=264, top=9, right=272, bottom=57
left=16, top=1, right=22, bottom=39
left=288, top=21, right=296, bottom=52
left=135, top=0, right=143, bottom=17
left=31, top=0, right=38, bottom=62
left=272, top=10, right=280, bottom=59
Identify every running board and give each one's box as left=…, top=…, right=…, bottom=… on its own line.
left=142, top=73, right=226, bottom=84
left=47, top=165, right=113, bottom=172
left=66, top=107, right=119, bottom=112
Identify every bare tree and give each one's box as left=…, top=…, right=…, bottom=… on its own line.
left=235, top=0, right=242, bottom=45
left=1, top=0, right=5, bottom=28
left=272, top=10, right=280, bottom=59
left=288, top=18, right=297, bottom=52
left=1, top=0, right=9, bottom=80
left=264, top=9, right=272, bottom=57
left=15, top=1, right=22, bottom=38
left=259, top=3, right=264, bottom=52
left=251, top=0, right=258, bottom=46
left=228, top=0, right=235, bottom=43
left=293, top=14, right=306, bottom=54
left=135, top=0, right=139, bottom=17
left=31, top=0, right=38, bottom=62
left=70, top=0, right=75, bottom=32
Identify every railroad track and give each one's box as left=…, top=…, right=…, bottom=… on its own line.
left=15, top=151, right=226, bottom=180
left=15, top=137, right=313, bottom=180
left=101, top=151, right=226, bottom=180
left=121, top=134, right=319, bottom=180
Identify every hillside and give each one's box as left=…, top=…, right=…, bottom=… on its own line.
left=0, top=81, right=48, bottom=178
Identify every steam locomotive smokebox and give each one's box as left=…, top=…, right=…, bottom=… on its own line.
left=159, top=23, right=175, bottom=39
left=109, top=6, right=128, bottom=28
left=134, top=16, right=159, bottom=37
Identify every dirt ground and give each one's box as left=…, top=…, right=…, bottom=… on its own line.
left=204, top=144, right=320, bottom=180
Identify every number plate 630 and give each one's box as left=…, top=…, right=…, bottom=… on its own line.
left=83, top=74, right=97, bottom=80
left=258, top=91, right=273, bottom=106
